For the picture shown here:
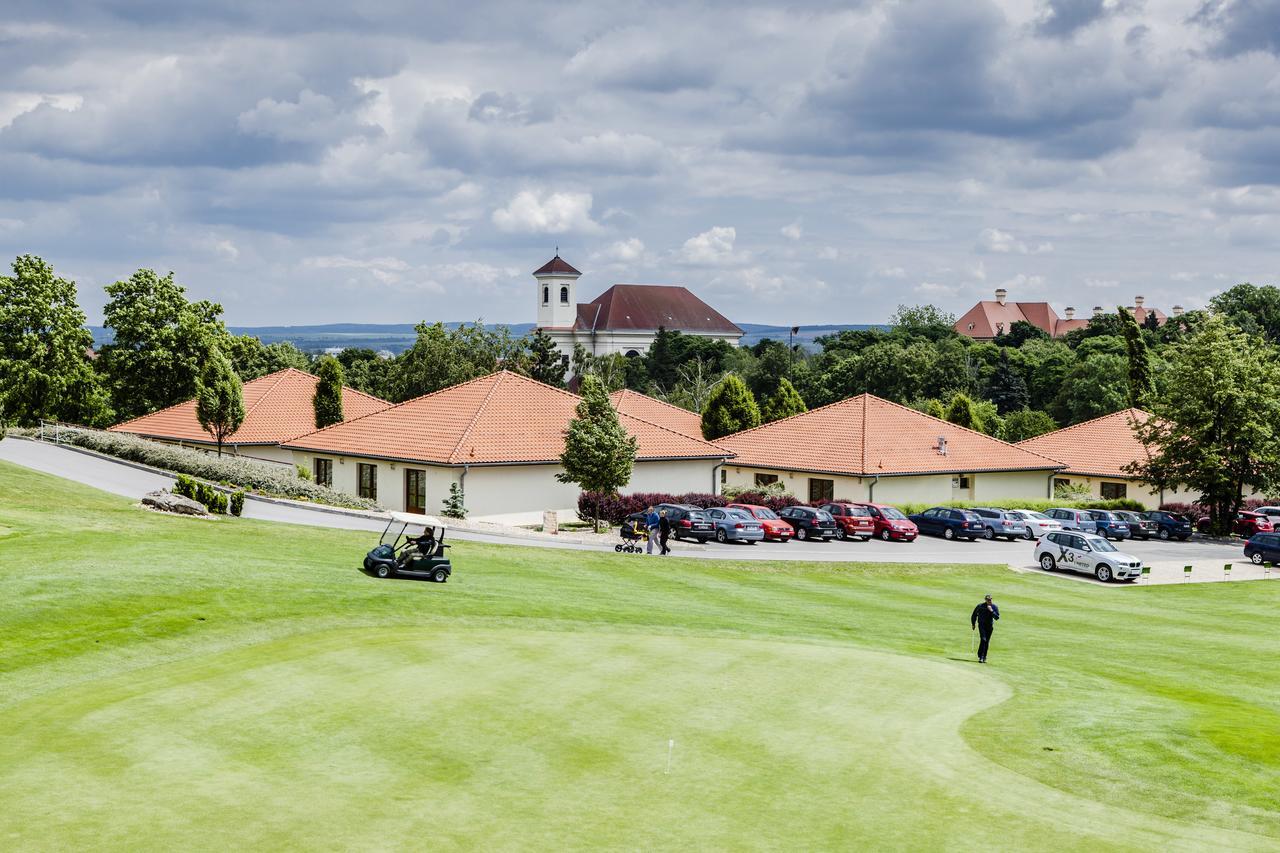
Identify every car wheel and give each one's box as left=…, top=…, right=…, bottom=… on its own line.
left=1158, top=528, right=1170, bottom=540
left=880, top=529, right=891, bottom=541
left=944, top=528, right=955, bottom=540
left=1251, top=552, right=1264, bottom=565
left=1024, top=528, right=1035, bottom=540
left=376, top=564, right=392, bottom=578
left=796, top=527, right=808, bottom=541
left=984, top=527, right=995, bottom=540
left=1095, top=564, right=1113, bottom=583
left=834, top=527, right=847, bottom=541
left=1039, top=554, right=1055, bottom=572
left=716, top=529, right=728, bottom=543
left=432, top=568, right=448, bottom=583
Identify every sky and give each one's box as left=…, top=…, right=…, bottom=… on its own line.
left=2, top=0, right=1279, bottom=327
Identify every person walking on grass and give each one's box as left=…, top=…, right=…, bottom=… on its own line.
left=658, top=508, right=672, bottom=556
left=971, top=594, right=1000, bottom=663
left=645, top=505, right=661, bottom=554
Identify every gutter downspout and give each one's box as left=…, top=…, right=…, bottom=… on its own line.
left=1047, top=472, right=1055, bottom=500
left=869, top=474, right=880, bottom=502
left=460, top=463, right=469, bottom=506
left=712, top=459, right=726, bottom=494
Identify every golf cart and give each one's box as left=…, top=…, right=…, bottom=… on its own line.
left=362, top=512, right=453, bottom=582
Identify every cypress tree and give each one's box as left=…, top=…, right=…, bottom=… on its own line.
left=557, top=374, right=638, bottom=531
left=985, top=349, right=1029, bottom=414
left=944, top=392, right=976, bottom=430
left=312, top=355, right=345, bottom=429
left=761, top=377, right=808, bottom=423
left=1118, top=306, right=1154, bottom=407
left=195, top=347, right=245, bottom=457
left=701, top=374, right=762, bottom=440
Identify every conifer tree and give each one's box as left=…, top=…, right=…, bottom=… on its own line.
left=528, top=329, right=568, bottom=387
left=761, top=378, right=808, bottom=423
left=1118, top=306, right=1154, bottom=407
left=195, top=347, right=245, bottom=457
left=701, top=374, right=761, bottom=440
left=944, top=392, right=976, bottom=430
left=312, top=355, right=345, bottom=429
left=985, top=349, right=1029, bottom=414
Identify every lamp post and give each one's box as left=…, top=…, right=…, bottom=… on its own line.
left=788, top=326, right=799, bottom=378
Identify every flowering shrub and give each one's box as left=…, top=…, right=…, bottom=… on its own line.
left=27, top=427, right=378, bottom=510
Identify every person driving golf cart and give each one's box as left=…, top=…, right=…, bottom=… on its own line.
left=406, top=527, right=437, bottom=558
left=363, top=512, right=453, bottom=582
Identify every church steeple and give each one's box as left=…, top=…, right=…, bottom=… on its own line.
left=534, top=251, right=581, bottom=329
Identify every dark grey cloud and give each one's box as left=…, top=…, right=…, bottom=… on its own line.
left=1193, top=0, right=1280, bottom=57
left=1035, top=0, right=1141, bottom=38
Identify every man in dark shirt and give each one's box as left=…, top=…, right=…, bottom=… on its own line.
left=970, top=594, right=1000, bottom=663
left=658, top=509, right=672, bottom=556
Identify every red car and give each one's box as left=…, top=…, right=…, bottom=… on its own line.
left=849, top=502, right=919, bottom=542
left=1197, top=511, right=1274, bottom=537
left=726, top=504, right=794, bottom=541
left=819, top=502, right=876, bottom=542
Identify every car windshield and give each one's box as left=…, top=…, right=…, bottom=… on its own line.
left=1092, top=511, right=1115, bottom=520
left=846, top=506, right=872, bottom=517
left=1085, top=537, right=1118, bottom=552
left=754, top=508, right=779, bottom=520
left=960, top=512, right=982, bottom=521
left=817, top=511, right=834, bottom=522
left=726, top=510, right=751, bottom=520
left=881, top=507, right=908, bottom=520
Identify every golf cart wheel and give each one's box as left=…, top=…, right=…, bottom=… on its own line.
left=1039, top=554, right=1056, bottom=572
left=376, top=564, right=392, bottom=579
left=1251, top=552, right=1264, bottom=565
left=1095, top=564, right=1113, bottom=582
left=880, top=529, right=892, bottom=541
left=432, top=568, right=448, bottom=583
left=834, top=527, right=846, bottom=541
left=984, top=527, right=995, bottom=540
left=716, top=528, right=728, bottom=543
left=944, top=527, right=955, bottom=540
left=796, top=527, right=808, bottom=541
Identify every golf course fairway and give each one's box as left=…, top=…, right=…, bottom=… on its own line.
left=1, top=458, right=1278, bottom=850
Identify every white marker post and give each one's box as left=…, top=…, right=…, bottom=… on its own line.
left=665, top=739, right=674, bottom=774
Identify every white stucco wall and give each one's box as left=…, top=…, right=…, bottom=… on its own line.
left=972, top=471, right=1056, bottom=502
left=1052, top=474, right=1204, bottom=509
left=724, top=465, right=1059, bottom=506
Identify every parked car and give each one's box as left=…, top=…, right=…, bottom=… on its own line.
left=1252, top=506, right=1280, bottom=527
left=777, top=505, right=837, bottom=541
left=1086, top=510, right=1131, bottom=540
left=1244, top=532, right=1280, bottom=565
left=1113, top=510, right=1158, bottom=540
left=819, top=502, right=876, bottom=541
left=1034, top=531, right=1144, bottom=582
left=705, top=507, right=765, bottom=544
left=658, top=503, right=715, bottom=543
left=1006, top=509, right=1062, bottom=540
left=1044, top=508, right=1100, bottom=534
left=726, top=503, right=794, bottom=542
left=1140, top=510, right=1193, bottom=541
left=970, top=508, right=1028, bottom=541
left=909, top=507, right=985, bottom=541
left=850, top=502, right=919, bottom=542
left=1196, top=511, right=1275, bottom=538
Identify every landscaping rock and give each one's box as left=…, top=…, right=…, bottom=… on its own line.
left=142, top=489, right=210, bottom=516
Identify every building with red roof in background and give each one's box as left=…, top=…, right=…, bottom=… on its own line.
left=954, top=289, right=1181, bottom=340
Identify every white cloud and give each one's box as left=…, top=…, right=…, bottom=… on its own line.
left=1084, top=277, right=1120, bottom=289
left=592, top=237, right=646, bottom=264
left=999, top=273, right=1047, bottom=291
left=491, top=190, right=602, bottom=234
left=874, top=265, right=907, bottom=279
left=679, top=226, right=737, bottom=264
left=915, top=281, right=957, bottom=296
left=977, top=228, right=1054, bottom=255
left=780, top=220, right=803, bottom=241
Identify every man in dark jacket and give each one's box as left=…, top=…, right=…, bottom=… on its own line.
left=970, top=594, right=1000, bottom=663
left=658, top=509, right=672, bottom=555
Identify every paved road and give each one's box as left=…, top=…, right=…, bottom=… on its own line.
left=0, top=437, right=1254, bottom=576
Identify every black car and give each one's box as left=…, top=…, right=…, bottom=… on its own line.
left=777, top=506, right=837, bottom=541
left=1114, top=510, right=1158, bottom=540
left=1244, top=532, right=1280, bottom=565
left=1141, top=511, right=1193, bottom=541
left=658, top=503, right=715, bottom=542
left=909, top=507, right=984, bottom=541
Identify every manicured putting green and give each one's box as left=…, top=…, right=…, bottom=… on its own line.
left=0, top=628, right=1261, bottom=850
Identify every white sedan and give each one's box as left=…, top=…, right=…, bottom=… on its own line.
left=1008, top=509, right=1062, bottom=540
left=1034, top=531, right=1144, bottom=582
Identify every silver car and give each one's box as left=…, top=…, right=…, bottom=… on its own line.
left=1034, top=531, right=1143, bottom=582
left=1007, top=509, right=1062, bottom=540
left=705, top=507, right=765, bottom=544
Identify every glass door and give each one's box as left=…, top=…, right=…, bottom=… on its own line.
left=405, top=469, right=426, bottom=514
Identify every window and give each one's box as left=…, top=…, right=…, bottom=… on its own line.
left=314, top=458, right=333, bottom=488
left=624, top=349, right=641, bottom=358
left=542, top=285, right=549, bottom=305
left=720, top=468, right=726, bottom=484
left=953, top=476, right=971, bottom=489
left=754, top=473, right=779, bottom=488
left=560, top=285, right=569, bottom=304
left=808, top=478, right=834, bottom=503
left=357, top=463, right=377, bottom=501
left=1100, top=482, right=1128, bottom=500
left=1053, top=478, right=1072, bottom=492
left=560, top=354, right=570, bottom=367
left=826, top=505, right=841, bottom=516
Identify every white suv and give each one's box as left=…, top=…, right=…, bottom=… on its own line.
left=1034, top=531, right=1143, bottom=583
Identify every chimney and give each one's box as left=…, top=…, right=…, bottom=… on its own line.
left=1065, top=306, right=1076, bottom=320
left=994, top=288, right=1007, bottom=305
left=937, top=436, right=948, bottom=456
left=1173, top=305, right=1184, bottom=317
left=1134, top=295, right=1145, bottom=309
left=1093, top=306, right=1104, bottom=317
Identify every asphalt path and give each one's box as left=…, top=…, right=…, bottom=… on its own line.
left=0, top=437, right=1249, bottom=572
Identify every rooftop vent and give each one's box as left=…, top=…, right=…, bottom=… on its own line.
left=936, top=436, right=949, bottom=456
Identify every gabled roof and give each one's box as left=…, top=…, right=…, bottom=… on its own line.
left=1016, top=408, right=1153, bottom=479
left=109, top=368, right=391, bottom=446
left=609, top=389, right=703, bottom=439
left=717, top=394, right=1063, bottom=477
left=954, top=300, right=1059, bottom=339
left=533, top=254, right=581, bottom=276
left=572, top=284, right=742, bottom=336
left=283, top=370, right=730, bottom=466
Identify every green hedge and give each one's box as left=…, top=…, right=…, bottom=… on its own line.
left=891, top=497, right=1146, bottom=516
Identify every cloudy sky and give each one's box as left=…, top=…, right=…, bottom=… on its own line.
left=2, top=0, right=1279, bottom=327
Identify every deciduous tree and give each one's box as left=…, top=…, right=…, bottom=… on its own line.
left=312, top=355, right=345, bottom=429
left=1002, top=408, right=1058, bottom=442
left=195, top=347, right=245, bottom=457
left=701, top=374, right=761, bottom=440
left=558, top=374, right=638, bottom=531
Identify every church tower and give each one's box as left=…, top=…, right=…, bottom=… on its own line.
left=533, top=252, right=582, bottom=330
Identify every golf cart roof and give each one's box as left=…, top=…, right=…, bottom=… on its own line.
left=387, top=511, right=449, bottom=529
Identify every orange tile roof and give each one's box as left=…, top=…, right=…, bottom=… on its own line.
left=609, top=389, right=703, bottom=438
left=1016, top=408, right=1153, bottom=479
left=109, top=368, right=391, bottom=446
left=717, top=394, right=1063, bottom=477
left=283, top=370, right=731, bottom=465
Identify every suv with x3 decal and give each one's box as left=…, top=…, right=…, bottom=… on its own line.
left=1034, top=531, right=1143, bottom=583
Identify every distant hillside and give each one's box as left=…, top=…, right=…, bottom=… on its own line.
left=88, top=321, right=885, bottom=354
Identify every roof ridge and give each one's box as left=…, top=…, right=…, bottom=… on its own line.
left=718, top=392, right=863, bottom=442
left=1016, top=407, right=1152, bottom=446
left=610, top=388, right=700, bottom=416
left=615, top=409, right=729, bottom=456
left=447, top=372, right=509, bottom=463
left=861, top=394, right=869, bottom=475
left=241, top=369, right=293, bottom=422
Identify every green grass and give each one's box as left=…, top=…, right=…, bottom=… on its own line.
left=1, top=459, right=1278, bottom=850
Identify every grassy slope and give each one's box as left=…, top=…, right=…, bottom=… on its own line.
left=0, top=460, right=1277, bottom=849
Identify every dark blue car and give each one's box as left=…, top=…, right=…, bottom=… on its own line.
left=1087, top=510, right=1131, bottom=541
left=908, top=507, right=984, bottom=541
left=1244, top=532, right=1280, bottom=565
left=1141, top=511, right=1193, bottom=541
